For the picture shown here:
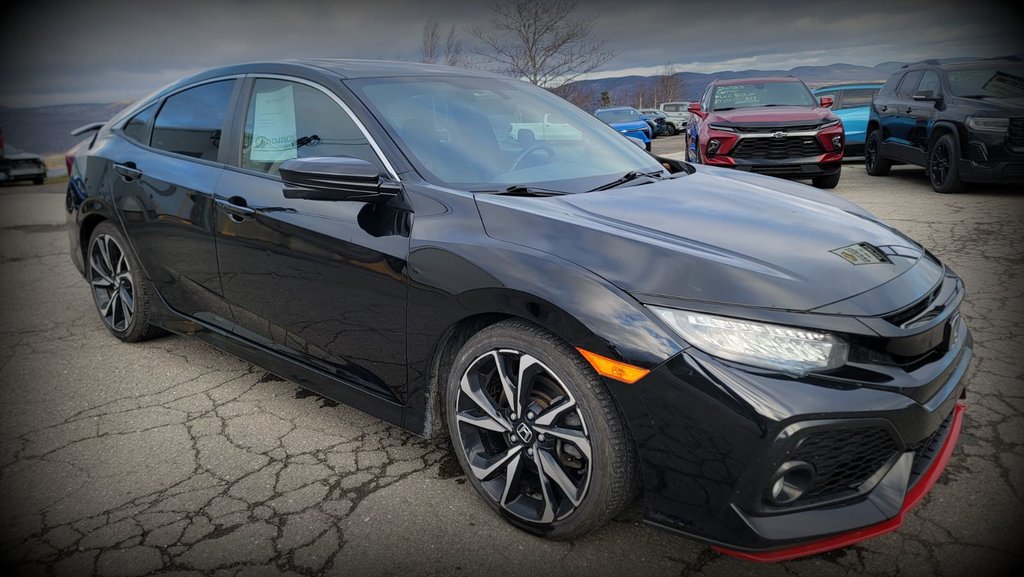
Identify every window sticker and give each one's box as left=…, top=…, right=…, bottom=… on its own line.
left=250, top=85, right=297, bottom=162
left=982, top=71, right=1024, bottom=97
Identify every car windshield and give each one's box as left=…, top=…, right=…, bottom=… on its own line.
left=348, top=76, right=662, bottom=192
left=595, top=109, right=641, bottom=123
left=712, top=82, right=817, bottom=110
left=946, top=65, right=1024, bottom=98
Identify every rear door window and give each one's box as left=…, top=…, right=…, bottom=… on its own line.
left=839, top=89, right=877, bottom=109
left=151, top=80, right=235, bottom=162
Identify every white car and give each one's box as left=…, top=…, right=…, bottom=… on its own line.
left=657, top=101, right=691, bottom=133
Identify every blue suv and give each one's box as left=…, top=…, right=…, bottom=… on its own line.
left=813, top=83, right=882, bottom=155
left=594, top=107, right=652, bottom=151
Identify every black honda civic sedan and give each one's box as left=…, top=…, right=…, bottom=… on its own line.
left=66, top=60, right=971, bottom=561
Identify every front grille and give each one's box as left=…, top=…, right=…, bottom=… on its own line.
left=731, top=136, right=822, bottom=160
left=908, top=410, right=955, bottom=486
left=1009, top=118, right=1024, bottom=149
left=884, top=285, right=942, bottom=327
left=790, top=427, right=900, bottom=503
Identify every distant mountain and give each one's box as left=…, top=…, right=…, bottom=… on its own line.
left=0, top=102, right=128, bottom=156
left=565, top=61, right=908, bottom=110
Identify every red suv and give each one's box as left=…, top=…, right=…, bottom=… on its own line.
left=685, top=77, right=845, bottom=188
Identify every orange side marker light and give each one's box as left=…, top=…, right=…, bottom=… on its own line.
left=576, top=348, right=650, bottom=384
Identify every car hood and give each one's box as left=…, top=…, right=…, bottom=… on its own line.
left=948, top=95, right=1024, bottom=114
left=708, top=106, right=833, bottom=126
left=606, top=120, right=649, bottom=132
left=476, top=165, right=942, bottom=314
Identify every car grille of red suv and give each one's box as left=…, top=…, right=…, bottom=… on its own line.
left=730, top=137, right=823, bottom=160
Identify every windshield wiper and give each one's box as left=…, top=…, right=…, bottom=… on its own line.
left=588, top=170, right=664, bottom=192
left=471, top=185, right=566, bottom=197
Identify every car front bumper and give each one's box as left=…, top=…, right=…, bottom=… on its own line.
left=607, top=303, right=972, bottom=559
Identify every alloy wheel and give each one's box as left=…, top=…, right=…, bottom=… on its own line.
left=455, top=349, right=592, bottom=524
left=89, top=234, right=135, bottom=332
left=865, top=136, right=878, bottom=171
left=929, top=141, right=951, bottom=187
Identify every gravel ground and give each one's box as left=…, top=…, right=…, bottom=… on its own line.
left=1, top=149, right=1022, bottom=576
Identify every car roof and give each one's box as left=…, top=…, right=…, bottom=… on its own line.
left=181, top=59, right=505, bottom=85
left=594, top=107, right=636, bottom=112
left=711, top=77, right=801, bottom=86
left=813, top=83, right=884, bottom=91
left=900, top=58, right=1022, bottom=71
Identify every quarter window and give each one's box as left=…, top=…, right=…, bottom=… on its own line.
left=122, top=103, right=157, bottom=144
left=151, top=80, right=235, bottom=162
left=241, top=79, right=382, bottom=176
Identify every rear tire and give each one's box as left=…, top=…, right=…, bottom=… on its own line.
left=864, top=130, right=891, bottom=176
left=927, top=134, right=965, bottom=194
left=87, top=222, right=165, bottom=342
left=664, top=123, right=677, bottom=136
left=445, top=319, right=638, bottom=540
left=812, top=167, right=841, bottom=189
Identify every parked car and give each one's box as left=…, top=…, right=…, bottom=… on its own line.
left=686, top=77, right=845, bottom=188
left=593, top=106, right=652, bottom=150
left=510, top=113, right=583, bottom=142
left=813, top=83, right=883, bottom=155
left=67, top=60, right=970, bottom=561
left=636, top=110, right=664, bottom=138
left=865, top=58, right=1024, bottom=193
left=0, top=129, right=47, bottom=185
left=658, top=101, right=691, bottom=132
left=640, top=108, right=677, bottom=136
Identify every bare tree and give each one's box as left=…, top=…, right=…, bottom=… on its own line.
left=470, top=0, right=617, bottom=88
left=550, top=81, right=597, bottom=110
left=421, top=18, right=442, bottom=64
left=422, top=18, right=466, bottom=66
left=652, top=63, right=683, bottom=106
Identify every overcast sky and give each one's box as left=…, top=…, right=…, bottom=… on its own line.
left=1, top=0, right=1020, bottom=107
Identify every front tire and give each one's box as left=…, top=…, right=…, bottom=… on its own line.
left=87, top=222, right=164, bottom=342
left=445, top=319, right=638, bottom=540
left=664, top=123, right=677, bottom=136
left=864, top=130, right=891, bottom=176
left=927, top=134, right=965, bottom=194
left=812, top=167, right=841, bottom=189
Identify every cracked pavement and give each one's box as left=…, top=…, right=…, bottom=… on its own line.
left=1, top=154, right=1022, bottom=576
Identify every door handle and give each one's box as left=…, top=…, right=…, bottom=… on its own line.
left=113, top=162, right=142, bottom=182
left=880, top=105, right=888, bottom=112
left=215, top=197, right=257, bottom=222
left=904, top=107, right=912, bottom=114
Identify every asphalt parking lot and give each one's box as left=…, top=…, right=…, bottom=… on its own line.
left=1, top=146, right=1022, bottom=576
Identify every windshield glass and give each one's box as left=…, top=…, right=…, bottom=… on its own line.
left=348, top=77, right=662, bottom=192
left=946, top=65, right=1024, bottom=98
left=711, top=82, right=817, bottom=110
left=595, top=109, right=641, bottom=123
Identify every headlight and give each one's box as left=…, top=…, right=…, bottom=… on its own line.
left=819, top=119, right=841, bottom=129
left=648, top=307, right=849, bottom=377
left=708, top=124, right=738, bottom=132
left=966, top=117, right=1009, bottom=132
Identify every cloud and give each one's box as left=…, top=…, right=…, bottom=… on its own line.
left=1, top=0, right=1019, bottom=106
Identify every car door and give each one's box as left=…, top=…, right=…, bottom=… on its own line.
left=907, top=71, right=942, bottom=158
left=882, top=71, right=923, bottom=161
left=109, top=78, right=239, bottom=328
left=214, top=76, right=409, bottom=402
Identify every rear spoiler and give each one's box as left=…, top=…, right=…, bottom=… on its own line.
left=70, top=122, right=105, bottom=136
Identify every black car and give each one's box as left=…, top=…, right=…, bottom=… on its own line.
left=865, top=58, right=1024, bottom=192
left=66, top=60, right=971, bottom=561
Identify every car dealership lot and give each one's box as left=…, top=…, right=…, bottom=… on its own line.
left=1, top=163, right=1021, bottom=576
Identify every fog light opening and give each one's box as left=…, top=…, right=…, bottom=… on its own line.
left=768, top=460, right=815, bottom=505
left=832, top=135, right=843, bottom=151
left=706, top=139, right=721, bottom=155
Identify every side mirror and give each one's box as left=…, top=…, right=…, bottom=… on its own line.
left=912, top=90, right=941, bottom=103
left=819, top=96, right=834, bottom=108
left=687, top=102, right=702, bottom=113
left=279, top=157, right=399, bottom=203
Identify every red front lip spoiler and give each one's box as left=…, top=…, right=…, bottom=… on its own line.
left=715, top=401, right=967, bottom=563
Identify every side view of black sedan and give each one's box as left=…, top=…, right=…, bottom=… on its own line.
left=66, top=60, right=971, bottom=561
